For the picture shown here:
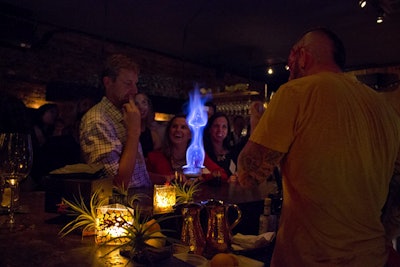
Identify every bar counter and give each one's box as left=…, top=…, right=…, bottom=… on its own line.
left=0, top=181, right=275, bottom=266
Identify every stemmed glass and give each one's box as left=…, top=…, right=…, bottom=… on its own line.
left=0, top=133, right=33, bottom=228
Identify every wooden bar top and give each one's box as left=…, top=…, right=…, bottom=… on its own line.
left=0, top=191, right=192, bottom=267
left=0, top=181, right=273, bottom=266
left=130, top=180, right=273, bottom=205
left=195, top=180, right=272, bottom=204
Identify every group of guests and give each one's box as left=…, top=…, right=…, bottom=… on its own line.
left=78, top=53, right=255, bottom=189
left=77, top=29, right=400, bottom=267
left=0, top=97, right=86, bottom=189
left=29, top=98, right=98, bottom=188
left=79, top=54, right=249, bottom=188
left=3, top=27, right=400, bottom=267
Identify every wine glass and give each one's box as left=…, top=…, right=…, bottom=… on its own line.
left=0, top=133, right=33, bottom=227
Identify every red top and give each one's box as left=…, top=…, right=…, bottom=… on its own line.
left=146, top=150, right=228, bottom=181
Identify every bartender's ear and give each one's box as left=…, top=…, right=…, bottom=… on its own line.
left=299, top=48, right=307, bottom=69
left=299, top=47, right=312, bottom=69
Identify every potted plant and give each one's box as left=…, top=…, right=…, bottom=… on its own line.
left=58, top=186, right=148, bottom=237
left=172, top=179, right=202, bottom=204
left=105, top=206, right=179, bottom=265
left=58, top=188, right=107, bottom=237
left=112, top=183, right=149, bottom=207
left=59, top=187, right=180, bottom=265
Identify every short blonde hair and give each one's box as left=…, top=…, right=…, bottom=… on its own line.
left=102, top=54, right=139, bottom=81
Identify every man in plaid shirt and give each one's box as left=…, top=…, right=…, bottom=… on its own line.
left=80, top=54, right=151, bottom=189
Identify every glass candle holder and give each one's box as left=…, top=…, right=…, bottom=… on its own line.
left=153, top=184, right=176, bottom=214
left=95, top=203, right=133, bottom=245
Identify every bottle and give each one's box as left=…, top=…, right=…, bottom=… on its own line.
left=258, top=197, right=272, bottom=234
left=268, top=193, right=282, bottom=232
left=263, top=197, right=272, bottom=216
left=258, top=214, right=269, bottom=234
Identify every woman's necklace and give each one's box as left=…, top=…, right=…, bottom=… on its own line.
left=214, top=148, right=227, bottom=162
left=170, top=154, right=186, bottom=171
left=216, top=153, right=226, bottom=162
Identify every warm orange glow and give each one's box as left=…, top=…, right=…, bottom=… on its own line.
left=154, top=112, right=174, bottom=122
left=153, top=184, right=176, bottom=214
left=95, top=204, right=134, bottom=245
left=25, top=99, right=49, bottom=109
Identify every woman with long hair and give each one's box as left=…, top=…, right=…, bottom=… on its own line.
left=203, top=112, right=238, bottom=177
left=134, top=92, right=162, bottom=157
left=146, top=114, right=227, bottom=184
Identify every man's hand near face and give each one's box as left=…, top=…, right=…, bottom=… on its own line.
left=122, top=96, right=141, bottom=138
left=116, top=96, right=141, bottom=188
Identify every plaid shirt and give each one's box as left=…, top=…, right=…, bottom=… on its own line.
left=80, top=97, right=151, bottom=188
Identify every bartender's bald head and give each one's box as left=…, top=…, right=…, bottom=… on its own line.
left=287, top=27, right=345, bottom=80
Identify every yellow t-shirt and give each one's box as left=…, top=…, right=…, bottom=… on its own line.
left=251, top=72, right=400, bottom=267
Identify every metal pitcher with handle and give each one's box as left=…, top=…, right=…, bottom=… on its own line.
left=202, top=199, right=242, bottom=258
left=176, top=202, right=206, bottom=255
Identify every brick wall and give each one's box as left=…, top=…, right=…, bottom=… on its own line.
left=0, top=28, right=262, bottom=107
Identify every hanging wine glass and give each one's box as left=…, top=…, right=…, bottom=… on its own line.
left=0, top=133, right=33, bottom=229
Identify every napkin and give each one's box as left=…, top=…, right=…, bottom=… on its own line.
left=232, top=232, right=275, bottom=250
left=50, top=163, right=104, bottom=174
left=49, top=163, right=105, bottom=179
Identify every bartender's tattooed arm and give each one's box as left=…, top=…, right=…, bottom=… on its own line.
left=237, top=140, right=284, bottom=188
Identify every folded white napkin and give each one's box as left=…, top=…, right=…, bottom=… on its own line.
left=49, top=163, right=104, bottom=174
left=232, top=232, right=275, bottom=250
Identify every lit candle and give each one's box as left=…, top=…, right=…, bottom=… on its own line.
left=8, top=178, right=18, bottom=186
left=95, top=204, right=133, bottom=245
left=153, top=184, right=176, bottom=214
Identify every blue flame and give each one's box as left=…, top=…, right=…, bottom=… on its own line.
left=183, top=88, right=209, bottom=177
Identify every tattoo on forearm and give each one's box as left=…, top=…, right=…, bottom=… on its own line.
left=238, top=144, right=284, bottom=187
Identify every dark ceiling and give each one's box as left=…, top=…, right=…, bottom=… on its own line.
left=1, top=0, right=400, bottom=88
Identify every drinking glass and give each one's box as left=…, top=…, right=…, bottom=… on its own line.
left=0, top=133, right=33, bottom=227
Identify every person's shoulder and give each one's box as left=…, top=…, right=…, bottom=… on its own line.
left=81, top=98, right=111, bottom=121
left=280, top=72, right=337, bottom=93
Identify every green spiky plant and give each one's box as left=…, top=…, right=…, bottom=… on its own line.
left=102, top=205, right=180, bottom=265
left=58, top=186, right=181, bottom=265
left=172, top=179, right=203, bottom=204
left=113, top=183, right=150, bottom=207
left=58, top=186, right=149, bottom=238
left=58, top=187, right=108, bottom=238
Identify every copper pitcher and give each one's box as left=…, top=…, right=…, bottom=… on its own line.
left=176, top=202, right=206, bottom=255
left=202, top=199, right=242, bottom=258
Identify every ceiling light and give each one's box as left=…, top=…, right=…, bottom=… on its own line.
left=267, top=66, right=274, bottom=75
left=359, top=0, right=367, bottom=8
left=376, top=11, right=384, bottom=23
left=285, top=65, right=290, bottom=71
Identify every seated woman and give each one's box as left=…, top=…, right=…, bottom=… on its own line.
left=203, top=112, right=239, bottom=177
left=32, top=103, right=59, bottom=147
left=134, top=92, right=162, bottom=158
left=146, top=114, right=227, bottom=184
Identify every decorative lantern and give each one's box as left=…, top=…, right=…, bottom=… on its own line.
left=153, top=184, right=176, bottom=214
left=95, top=203, right=133, bottom=244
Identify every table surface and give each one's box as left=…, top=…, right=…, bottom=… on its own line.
left=0, top=181, right=273, bottom=267
left=130, top=179, right=273, bottom=207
